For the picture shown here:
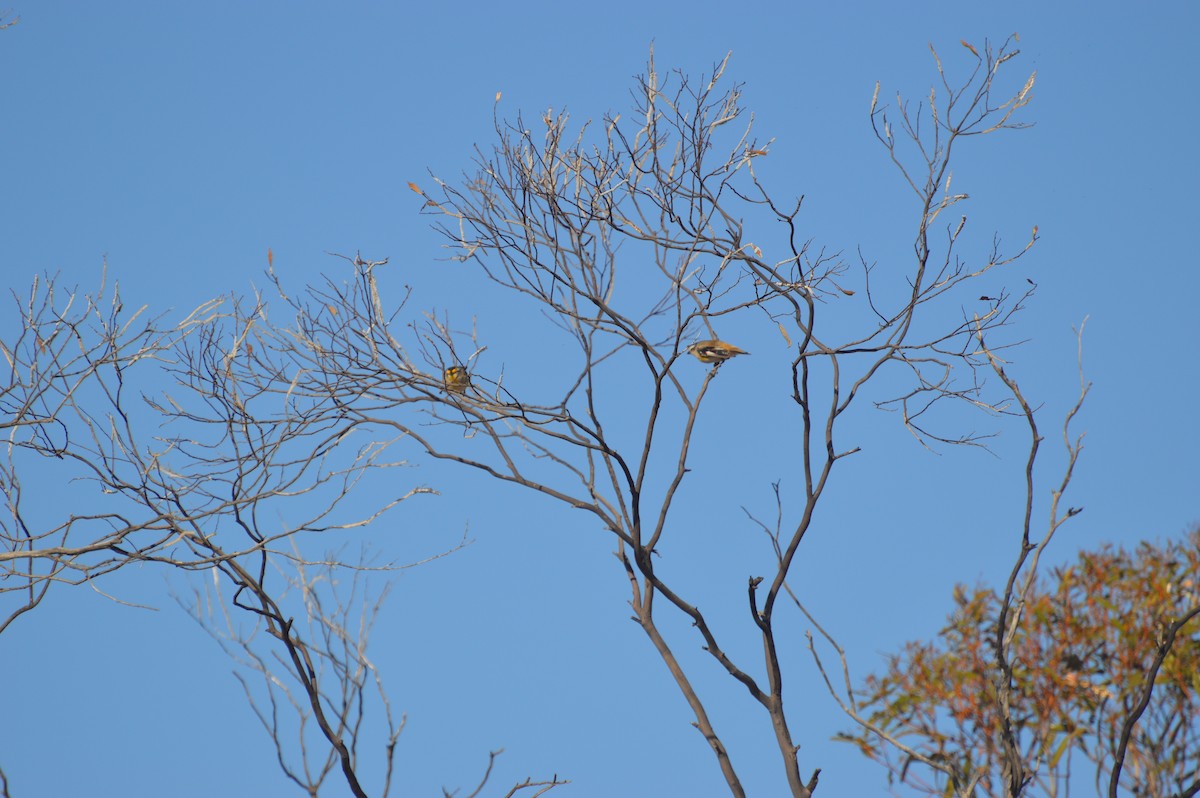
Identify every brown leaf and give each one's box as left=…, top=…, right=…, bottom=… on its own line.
left=408, top=181, right=422, bottom=194
left=495, top=91, right=502, bottom=103
left=778, top=323, right=792, bottom=346
left=961, top=40, right=979, bottom=57
left=267, top=248, right=273, bottom=268
left=1032, top=224, right=1039, bottom=238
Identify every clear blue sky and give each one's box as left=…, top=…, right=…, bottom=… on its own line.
left=1, top=2, right=1197, bottom=796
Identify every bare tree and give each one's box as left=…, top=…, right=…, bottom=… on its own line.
left=226, top=38, right=1052, bottom=796
left=0, top=267, right=567, bottom=796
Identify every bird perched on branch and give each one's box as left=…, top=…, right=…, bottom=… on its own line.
left=686, top=339, right=749, bottom=365
left=443, top=366, right=471, bottom=393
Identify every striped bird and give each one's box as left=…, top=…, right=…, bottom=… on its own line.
left=686, top=339, right=749, bottom=365
left=443, top=366, right=471, bottom=393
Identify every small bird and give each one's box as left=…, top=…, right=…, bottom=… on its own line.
left=443, top=366, right=471, bottom=393
left=686, top=339, right=749, bottom=365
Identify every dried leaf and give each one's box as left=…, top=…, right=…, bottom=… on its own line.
left=839, top=285, right=855, bottom=296
left=328, top=305, right=338, bottom=315
left=777, top=323, right=792, bottom=346
left=408, top=181, right=422, bottom=194
left=961, top=40, right=979, bottom=57
left=1017, top=71, right=1037, bottom=102
left=1032, top=224, right=1039, bottom=238
left=752, top=244, right=763, bottom=258
left=267, top=248, right=273, bottom=268
left=495, top=90, right=502, bottom=103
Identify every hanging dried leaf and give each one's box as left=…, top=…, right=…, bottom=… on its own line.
left=961, top=40, right=979, bottom=57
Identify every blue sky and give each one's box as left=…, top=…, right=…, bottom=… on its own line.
left=1, top=2, right=1197, bottom=796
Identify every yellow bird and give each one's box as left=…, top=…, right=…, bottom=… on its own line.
left=443, top=366, right=471, bottom=393
left=686, top=339, right=749, bottom=365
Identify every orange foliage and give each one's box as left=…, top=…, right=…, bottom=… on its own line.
left=843, top=527, right=1200, bottom=796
